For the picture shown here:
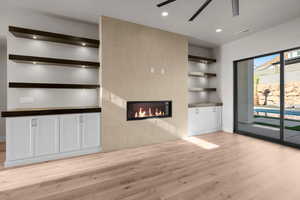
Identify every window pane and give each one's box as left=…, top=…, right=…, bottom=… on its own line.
left=284, top=49, right=300, bottom=144
left=236, top=54, right=281, bottom=140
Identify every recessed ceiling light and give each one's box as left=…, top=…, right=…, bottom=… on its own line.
left=33, top=35, right=37, bottom=39
left=162, top=11, right=169, bottom=17
left=33, top=62, right=37, bottom=64
left=82, top=65, right=86, bottom=68
left=216, top=28, right=223, bottom=33
left=236, top=29, right=250, bottom=35
left=82, top=43, right=86, bottom=46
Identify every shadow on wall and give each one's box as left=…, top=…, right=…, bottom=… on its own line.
left=0, top=36, right=7, bottom=142
left=102, top=88, right=220, bottom=150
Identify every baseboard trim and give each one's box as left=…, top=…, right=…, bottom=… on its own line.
left=223, top=128, right=233, bottom=133
left=5, top=147, right=102, bottom=168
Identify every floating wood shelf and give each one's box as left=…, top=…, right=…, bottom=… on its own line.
left=188, top=102, right=223, bottom=108
left=1, top=107, right=101, bottom=118
left=188, top=72, right=216, bottom=77
left=9, top=26, right=100, bottom=48
left=9, top=82, right=100, bottom=89
left=189, top=88, right=217, bottom=92
left=188, top=55, right=216, bottom=64
left=9, top=54, right=100, bottom=69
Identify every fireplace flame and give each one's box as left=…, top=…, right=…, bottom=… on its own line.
left=134, top=107, right=165, bottom=118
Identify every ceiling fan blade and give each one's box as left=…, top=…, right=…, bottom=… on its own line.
left=189, top=0, right=213, bottom=22
left=157, top=0, right=176, bottom=7
left=232, top=0, right=239, bottom=16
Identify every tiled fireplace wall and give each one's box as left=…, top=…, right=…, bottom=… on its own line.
left=100, top=16, right=188, bottom=151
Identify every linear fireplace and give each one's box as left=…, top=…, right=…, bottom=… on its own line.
left=127, top=101, right=172, bottom=121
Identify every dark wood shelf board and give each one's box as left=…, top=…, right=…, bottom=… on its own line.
left=205, top=73, right=217, bottom=77
left=1, top=107, right=101, bottom=118
left=9, top=26, right=100, bottom=48
left=188, top=72, right=217, bottom=77
left=189, top=88, right=217, bottom=92
left=9, top=54, right=100, bottom=68
left=202, top=88, right=217, bottom=91
left=188, top=55, right=217, bottom=64
left=188, top=102, right=223, bottom=108
left=9, top=82, right=100, bottom=89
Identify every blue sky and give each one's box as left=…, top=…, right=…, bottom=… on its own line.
left=254, top=54, right=279, bottom=68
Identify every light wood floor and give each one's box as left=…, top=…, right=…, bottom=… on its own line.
left=0, top=142, right=5, bottom=170
left=1, top=132, right=300, bottom=200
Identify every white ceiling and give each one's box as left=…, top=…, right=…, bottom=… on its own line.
left=7, top=0, right=300, bottom=47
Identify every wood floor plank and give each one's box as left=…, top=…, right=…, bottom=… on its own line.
left=39, top=136, right=266, bottom=199
left=1, top=132, right=300, bottom=200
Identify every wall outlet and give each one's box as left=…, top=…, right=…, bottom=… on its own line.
left=20, top=97, right=35, bottom=104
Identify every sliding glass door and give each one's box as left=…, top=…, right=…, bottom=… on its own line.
left=235, top=53, right=281, bottom=141
left=235, top=48, right=300, bottom=147
left=284, top=49, right=300, bottom=145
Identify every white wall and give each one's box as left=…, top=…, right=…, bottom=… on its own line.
left=0, top=6, right=99, bottom=140
left=0, top=3, right=8, bottom=141
left=216, top=16, right=300, bottom=132
left=0, top=38, right=7, bottom=142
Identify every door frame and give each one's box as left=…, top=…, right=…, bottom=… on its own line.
left=233, top=46, right=300, bottom=149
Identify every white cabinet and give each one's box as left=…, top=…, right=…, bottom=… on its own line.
left=34, top=116, right=59, bottom=157
left=5, top=113, right=101, bottom=167
left=59, top=115, right=81, bottom=153
left=81, top=113, right=100, bottom=149
left=6, top=117, right=34, bottom=161
left=188, top=106, right=222, bottom=136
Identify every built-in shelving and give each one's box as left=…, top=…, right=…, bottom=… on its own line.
left=9, top=82, right=100, bottom=89
left=1, top=107, right=101, bottom=117
left=188, top=55, right=216, bottom=64
left=188, top=72, right=216, bottom=77
left=9, top=54, right=100, bottom=69
left=189, top=88, right=217, bottom=92
left=9, top=26, right=100, bottom=48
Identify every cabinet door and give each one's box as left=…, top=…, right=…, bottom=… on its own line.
left=34, top=116, right=59, bottom=157
left=215, top=107, right=222, bottom=130
left=81, top=113, right=100, bottom=149
left=188, top=107, right=222, bottom=136
left=188, top=108, right=200, bottom=136
left=59, top=115, right=81, bottom=152
left=6, top=117, right=34, bottom=161
left=198, top=107, right=222, bottom=133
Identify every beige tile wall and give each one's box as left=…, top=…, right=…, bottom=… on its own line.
left=100, top=16, right=188, bottom=151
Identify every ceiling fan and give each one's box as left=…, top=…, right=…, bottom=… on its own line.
left=157, top=0, right=240, bottom=21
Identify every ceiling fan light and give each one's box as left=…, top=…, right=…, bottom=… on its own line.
left=236, top=29, right=249, bottom=35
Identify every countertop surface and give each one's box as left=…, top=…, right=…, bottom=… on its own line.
left=188, top=102, right=223, bottom=108
left=1, top=107, right=101, bottom=117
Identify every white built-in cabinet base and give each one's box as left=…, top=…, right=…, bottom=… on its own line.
left=5, top=113, right=101, bottom=167
left=5, top=147, right=101, bottom=168
left=188, top=106, right=222, bottom=136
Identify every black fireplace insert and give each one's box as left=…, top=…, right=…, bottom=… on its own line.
left=127, top=101, right=172, bottom=121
